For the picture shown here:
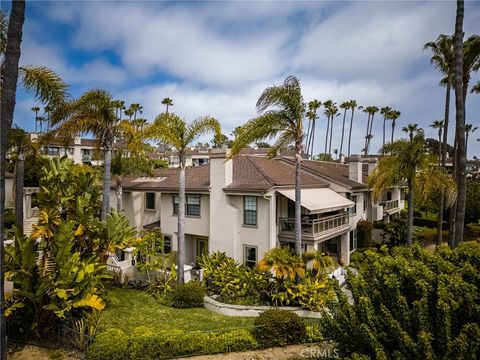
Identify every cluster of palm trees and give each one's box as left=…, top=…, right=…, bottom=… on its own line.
left=304, top=99, right=401, bottom=160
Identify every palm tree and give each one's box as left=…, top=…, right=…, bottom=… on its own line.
left=124, top=107, right=134, bottom=121
left=339, top=101, right=350, bottom=158
left=368, top=131, right=456, bottom=246
left=303, top=250, right=336, bottom=277
left=471, top=81, right=480, bottom=93
left=230, top=76, right=305, bottom=255
left=380, top=106, right=392, bottom=147
left=323, top=100, right=334, bottom=155
left=390, top=110, right=401, bottom=144
left=453, top=0, right=467, bottom=248
left=258, top=247, right=305, bottom=281
left=162, top=97, right=173, bottom=114
left=31, top=106, right=40, bottom=132
left=328, top=103, right=339, bottom=156
left=465, top=123, right=478, bottom=158
left=1, top=3, right=68, bottom=352
left=51, top=89, right=119, bottom=220
left=147, top=113, right=221, bottom=284
left=347, top=100, right=358, bottom=157
left=430, top=120, right=444, bottom=165
left=365, top=106, right=379, bottom=155
left=402, top=123, right=419, bottom=140
left=128, top=103, right=143, bottom=121
left=305, top=100, right=321, bottom=159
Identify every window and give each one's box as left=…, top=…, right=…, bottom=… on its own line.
left=187, top=196, right=201, bottom=216
left=348, top=194, right=357, bottom=216
left=145, top=192, right=155, bottom=210
left=349, top=229, right=357, bottom=252
left=244, top=196, right=257, bottom=226
left=67, top=148, right=74, bottom=156
left=47, top=146, right=60, bottom=156
left=244, top=246, right=257, bottom=268
left=163, top=235, right=172, bottom=254
left=81, top=148, right=91, bottom=156
left=173, top=195, right=201, bottom=216
left=363, top=193, right=368, bottom=213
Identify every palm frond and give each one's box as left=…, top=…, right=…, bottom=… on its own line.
left=186, top=116, right=221, bottom=145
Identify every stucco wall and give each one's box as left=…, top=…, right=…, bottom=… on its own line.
left=123, top=190, right=162, bottom=232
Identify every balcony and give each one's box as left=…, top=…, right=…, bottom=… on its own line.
left=279, top=213, right=351, bottom=242
left=381, top=199, right=400, bottom=214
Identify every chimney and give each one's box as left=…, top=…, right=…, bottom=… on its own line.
left=349, top=154, right=363, bottom=183
left=209, top=148, right=232, bottom=187
left=366, top=158, right=377, bottom=175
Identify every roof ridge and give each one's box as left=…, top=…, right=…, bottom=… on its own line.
left=245, top=156, right=276, bottom=186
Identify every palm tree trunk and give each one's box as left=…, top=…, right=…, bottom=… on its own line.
left=449, top=133, right=457, bottom=247
left=367, top=113, right=375, bottom=154
left=364, top=114, right=370, bottom=156
left=465, top=133, right=469, bottom=155
left=328, top=116, right=334, bottom=155
left=101, top=146, right=112, bottom=219
left=383, top=117, right=386, bottom=147
left=178, top=161, right=186, bottom=284
left=305, top=120, right=312, bottom=157
left=436, top=128, right=444, bottom=246
left=116, top=181, right=123, bottom=212
left=407, top=180, right=414, bottom=246
left=340, top=109, right=347, bottom=158
left=294, top=140, right=302, bottom=256
left=310, top=119, right=316, bottom=159
left=0, top=1, right=25, bottom=356
left=324, top=116, right=330, bottom=154
left=391, top=120, right=396, bottom=144
left=348, top=108, right=355, bottom=157
left=453, top=0, right=466, bottom=247
left=15, top=152, right=25, bottom=232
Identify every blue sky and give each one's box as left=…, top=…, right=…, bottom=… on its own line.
left=5, top=0, right=480, bottom=158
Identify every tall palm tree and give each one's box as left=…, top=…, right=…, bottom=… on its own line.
left=323, top=100, right=334, bottom=155
left=380, top=106, right=392, bottom=147
left=147, top=113, right=221, bottom=283
left=305, top=100, right=321, bottom=159
left=339, top=101, right=350, bottom=158
left=162, top=97, right=173, bottom=114
left=1, top=3, right=68, bottom=352
left=347, top=100, right=358, bottom=157
left=366, top=106, right=379, bottom=154
left=230, top=76, right=305, bottom=255
left=430, top=120, right=444, bottom=165
left=129, top=103, right=143, bottom=121
left=471, top=81, right=480, bottom=93
left=368, top=131, right=456, bottom=246
left=328, top=103, right=339, bottom=156
left=51, top=89, right=119, bottom=220
left=31, top=106, right=40, bottom=132
left=465, top=123, right=478, bottom=158
left=124, top=107, right=134, bottom=121
left=390, top=110, right=401, bottom=144
left=453, top=0, right=467, bottom=248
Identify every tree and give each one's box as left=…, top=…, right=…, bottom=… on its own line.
left=380, top=106, right=392, bottom=147
left=465, top=179, right=480, bottom=224
left=51, top=89, right=119, bottom=220
left=347, top=100, right=358, bottom=157
left=402, top=123, right=419, bottom=140
left=255, top=141, right=271, bottom=148
left=368, top=131, right=456, bottom=246
left=322, top=100, right=334, bottom=155
left=211, top=133, right=232, bottom=148
left=162, top=97, right=173, bottom=114
left=31, top=106, right=40, bottom=132
left=453, top=0, right=467, bottom=248
left=147, top=113, right=221, bottom=284
left=430, top=120, right=444, bottom=165
left=314, top=153, right=334, bottom=162
left=327, top=102, right=339, bottom=156
left=305, top=100, right=321, bottom=159
left=471, top=80, right=480, bottom=93
left=323, top=243, right=480, bottom=359
left=258, top=247, right=305, bottom=281
left=1, top=2, right=68, bottom=354
left=390, top=109, right=401, bottom=144
left=339, top=101, right=349, bottom=158
left=363, top=106, right=379, bottom=155
left=465, top=123, right=478, bottom=157
left=230, top=76, right=305, bottom=255
left=128, top=103, right=143, bottom=121
left=8, top=126, right=36, bottom=232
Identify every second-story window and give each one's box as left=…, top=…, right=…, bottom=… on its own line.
left=145, top=192, right=155, bottom=210
left=173, top=195, right=201, bottom=216
left=244, top=196, right=257, bottom=226
left=348, top=195, right=357, bottom=216
left=47, top=147, right=60, bottom=156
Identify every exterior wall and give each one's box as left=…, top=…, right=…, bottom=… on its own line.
left=123, top=190, right=162, bottom=232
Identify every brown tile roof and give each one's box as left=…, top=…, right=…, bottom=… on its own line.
left=225, top=156, right=327, bottom=191
left=279, top=158, right=367, bottom=190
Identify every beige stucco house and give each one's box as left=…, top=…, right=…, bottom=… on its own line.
left=117, top=150, right=404, bottom=267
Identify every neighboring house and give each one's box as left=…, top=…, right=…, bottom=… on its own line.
left=117, top=150, right=405, bottom=267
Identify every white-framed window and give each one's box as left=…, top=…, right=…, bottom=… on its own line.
left=244, top=246, right=257, bottom=268
left=145, top=192, right=156, bottom=210
left=349, top=229, right=357, bottom=252
left=244, top=196, right=257, bottom=226
left=47, top=146, right=60, bottom=156
left=348, top=194, right=358, bottom=216
left=173, top=195, right=201, bottom=216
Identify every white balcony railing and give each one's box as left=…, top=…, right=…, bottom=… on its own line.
left=279, top=213, right=350, bottom=238
left=382, top=199, right=399, bottom=211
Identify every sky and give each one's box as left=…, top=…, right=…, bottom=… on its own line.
left=4, top=0, right=480, bottom=158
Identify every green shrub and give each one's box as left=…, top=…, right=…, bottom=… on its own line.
left=349, top=251, right=364, bottom=265
left=170, top=281, right=205, bottom=308
left=87, top=328, right=258, bottom=360
left=253, top=309, right=306, bottom=347
left=356, top=220, right=373, bottom=248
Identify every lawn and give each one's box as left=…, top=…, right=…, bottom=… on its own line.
left=98, top=287, right=254, bottom=335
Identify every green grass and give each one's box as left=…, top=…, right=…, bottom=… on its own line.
left=98, top=287, right=254, bottom=335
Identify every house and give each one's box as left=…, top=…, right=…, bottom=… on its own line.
left=116, top=150, right=405, bottom=267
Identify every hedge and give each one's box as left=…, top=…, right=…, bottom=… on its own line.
left=413, top=217, right=449, bottom=230
left=87, top=327, right=258, bottom=360
left=253, top=309, right=306, bottom=348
